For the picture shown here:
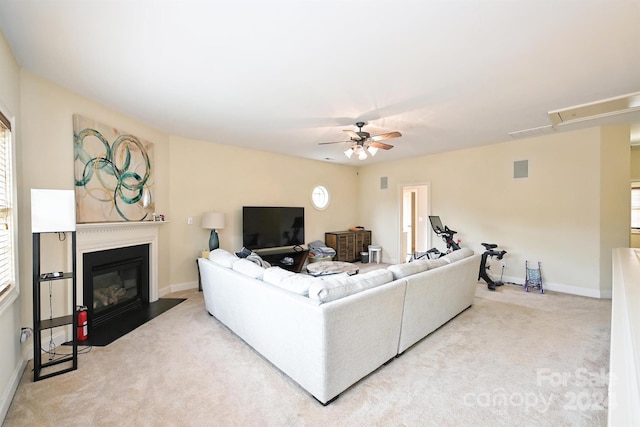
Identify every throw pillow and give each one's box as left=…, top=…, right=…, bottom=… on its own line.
left=246, top=252, right=271, bottom=268
left=235, top=247, right=251, bottom=258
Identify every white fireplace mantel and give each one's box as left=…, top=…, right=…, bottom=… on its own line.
left=76, top=221, right=165, bottom=304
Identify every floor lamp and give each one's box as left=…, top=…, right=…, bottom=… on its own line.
left=31, top=189, right=76, bottom=233
left=202, top=211, right=225, bottom=251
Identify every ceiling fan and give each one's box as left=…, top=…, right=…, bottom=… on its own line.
left=318, top=122, right=402, bottom=160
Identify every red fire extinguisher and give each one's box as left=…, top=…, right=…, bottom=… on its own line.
left=77, top=306, right=88, bottom=341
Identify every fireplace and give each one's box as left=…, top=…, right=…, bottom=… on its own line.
left=76, top=221, right=161, bottom=302
left=74, top=221, right=163, bottom=345
left=83, top=244, right=150, bottom=329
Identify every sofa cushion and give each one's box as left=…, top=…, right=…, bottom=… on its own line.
left=424, top=258, right=449, bottom=269
left=278, top=274, right=317, bottom=296
left=262, top=267, right=316, bottom=296
left=232, top=258, right=265, bottom=279
left=441, top=247, right=474, bottom=263
left=308, top=269, right=393, bottom=303
left=208, top=248, right=239, bottom=268
left=387, top=260, right=431, bottom=280
left=263, top=266, right=296, bottom=285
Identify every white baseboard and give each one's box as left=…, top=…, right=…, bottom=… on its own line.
left=158, top=285, right=172, bottom=297
left=598, top=289, right=612, bottom=299
left=545, top=282, right=611, bottom=299
left=0, top=357, right=26, bottom=424
left=490, top=274, right=611, bottom=299
left=23, top=329, right=69, bottom=361
left=164, top=281, right=198, bottom=296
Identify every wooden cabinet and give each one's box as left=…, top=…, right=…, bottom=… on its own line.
left=325, top=230, right=371, bottom=262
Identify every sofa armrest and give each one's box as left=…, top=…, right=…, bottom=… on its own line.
left=398, top=254, right=480, bottom=353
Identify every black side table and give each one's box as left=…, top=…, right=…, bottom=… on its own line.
left=196, top=259, right=202, bottom=291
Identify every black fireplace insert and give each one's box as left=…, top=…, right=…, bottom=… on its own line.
left=83, top=244, right=150, bottom=329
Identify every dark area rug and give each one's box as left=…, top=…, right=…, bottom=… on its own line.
left=73, top=298, right=185, bottom=347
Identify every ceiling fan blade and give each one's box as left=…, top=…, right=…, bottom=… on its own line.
left=318, top=140, right=350, bottom=145
left=343, top=129, right=362, bottom=140
left=370, top=131, right=402, bottom=141
left=369, top=141, right=394, bottom=150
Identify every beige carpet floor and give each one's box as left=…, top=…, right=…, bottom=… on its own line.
left=3, top=279, right=611, bottom=426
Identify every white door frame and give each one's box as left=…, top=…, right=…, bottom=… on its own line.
left=398, top=182, right=431, bottom=263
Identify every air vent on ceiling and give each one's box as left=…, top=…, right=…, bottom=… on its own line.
left=548, top=92, right=640, bottom=128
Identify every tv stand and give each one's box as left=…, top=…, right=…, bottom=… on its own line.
left=257, top=248, right=309, bottom=273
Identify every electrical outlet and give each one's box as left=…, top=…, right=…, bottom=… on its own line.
left=187, top=217, right=193, bottom=225
left=20, top=327, right=33, bottom=343
left=501, top=261, right=507, bottom=268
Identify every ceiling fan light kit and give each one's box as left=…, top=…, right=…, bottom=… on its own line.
left=356, top=146, right=367, bottom=160
left=344, top=147, right=353, bottom=158
left=344, top=143, right=377, bottom=160
left=320, top=121, right=401, bottom=160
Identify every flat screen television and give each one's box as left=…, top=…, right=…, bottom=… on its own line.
left=242, top=206, right=305, bottom=250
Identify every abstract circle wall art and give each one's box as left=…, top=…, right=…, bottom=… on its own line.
left=73, top=114, right=155, bottom=223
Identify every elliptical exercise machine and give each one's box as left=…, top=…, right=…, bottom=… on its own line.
left=478, top=242, right=507, bottom=291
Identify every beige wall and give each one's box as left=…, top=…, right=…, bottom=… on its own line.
left=10, top=71, right=361, bottom=377
left=599, top=125, right=631, bottom=291
left=18, top=70, right=172, bottom=315
left=16, top=70, right=361, bottom=296
left=167, top=135, right=359, bottom=289
left=358, top=126, right=629, bottom=297
left=13, top=72, right=360, bottom=314
left=0, top=30, right=23, bottom=422
left=1, top=27, right=634, bottom=421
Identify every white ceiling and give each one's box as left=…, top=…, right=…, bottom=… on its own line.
left=1, top=0, right=640, bottom=164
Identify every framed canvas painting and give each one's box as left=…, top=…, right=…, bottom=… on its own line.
left=73, top=114, right=155, bottom=223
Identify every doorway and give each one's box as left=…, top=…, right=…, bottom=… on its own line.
left=399, top=184, right=430, bottom=262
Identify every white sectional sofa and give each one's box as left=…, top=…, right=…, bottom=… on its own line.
left=392, top=253, right=481, bottom=354
left=197, top=247, right=480, bottom=404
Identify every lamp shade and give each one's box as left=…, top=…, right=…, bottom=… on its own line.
left=202, top=211, right=225, bottom=230
left=31, top=189, right=76, bottom=232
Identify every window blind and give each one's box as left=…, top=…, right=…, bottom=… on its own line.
left=0, top=113, right=13, bottom=296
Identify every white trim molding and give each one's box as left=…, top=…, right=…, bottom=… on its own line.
left=0, top=357, right=26, bottom=423
left=76, top=222, right=164, bottom=304
left=492, top=273, right=611, bottom=299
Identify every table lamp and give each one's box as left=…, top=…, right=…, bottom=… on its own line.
left=202, top=211, right=225, bottom=251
